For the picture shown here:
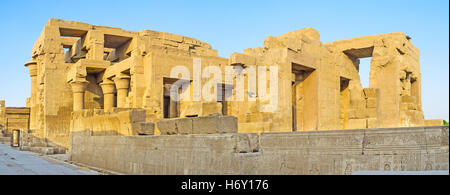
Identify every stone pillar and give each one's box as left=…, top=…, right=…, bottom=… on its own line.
left=114, top=74, right=130, bottom=108
left=169, top=97, right=179, bottom=118
left=70, top=81, right=89, bottom=111
left=86, top=30, right=105, bottom=61
left=25, top=60, right=38, bottom=103
left=25, top=60, right=38, bottom=129
left=100, top=79, right=116, bottom=112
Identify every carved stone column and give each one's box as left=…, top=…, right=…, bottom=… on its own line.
left=114, top=74, right=130, bottom=108
left=70, top=80, right=89, bottom=111
left=100, top=79, right=116, bottom=112
left=25, top=61, right=38, bottom=104
left=25, top=60, right=38, bottom=129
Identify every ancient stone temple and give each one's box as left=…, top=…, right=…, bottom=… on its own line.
left=230, top=29, right=425, bottom=133
left=15, top=19, right=436, bottom=153
left=0, top=19, right=446, bottom=175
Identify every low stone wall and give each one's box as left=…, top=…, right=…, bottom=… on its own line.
left=69, top=126, right=449, bottom=175
left=157, top=115, right=238, bottom=135
left=70, top=109, right=154, bottom=136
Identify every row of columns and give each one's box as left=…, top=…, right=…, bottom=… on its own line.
left=69, top=74, right=131, bottom=112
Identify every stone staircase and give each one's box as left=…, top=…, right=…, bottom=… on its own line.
left=20, top=146, right=56, bottom=155
left=0, top=129, right=65, bottom=155
left=19, top=134, right=65, bottom=155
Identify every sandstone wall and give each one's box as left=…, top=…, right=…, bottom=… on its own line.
left=425, top=120, right=445, bottom=126
left=0, top=107, right=30, bottom=136
left=69, top=126, right=449, bottom=175
left=70, top=109, right=154, bottom=138
left=326, top=33, right=424, bottom=128
left=24, top=19, right=432, bottom=154
left=26, top=19, right=228, bottom=148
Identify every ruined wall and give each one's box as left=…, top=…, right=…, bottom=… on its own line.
left=325, top=33, right=424, bottom=128
left=28, top=20, right=76, bottom=148
left=228, top=28, right=382, bottom=133
left=228, top=28, right=340, bottom=133
left=0, top=107, right=30, bottom=136
left=69, top=126, right=448, bottom=175
left=70, top=109, right=154, bottom=138
left=326, top=43, right=380, bottom=130
left=24, top=19, right=430, bottom=152
left=142, top=52, right=228, bottom=120
left=26, top=19, right=228, bottom=148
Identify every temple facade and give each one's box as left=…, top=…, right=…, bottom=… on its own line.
left=17, top=19, right=428, bottom=151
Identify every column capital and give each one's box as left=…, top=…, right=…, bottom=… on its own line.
left=70, top=80, right=89, bottom=93
left=114, top=75, right=131, bottom=90
left=24, top=60, right=37, bottom=67
left=100, top=80, right=116, bottom=94
left=25, top=60, right=38, bottom=77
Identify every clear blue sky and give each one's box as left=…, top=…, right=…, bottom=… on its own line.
left=0, top=0, right=448, bottom=120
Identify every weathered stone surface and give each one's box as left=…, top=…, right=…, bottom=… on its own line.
left=366, top=98, right=377, bottom=108
left=229, top=53, right=256, bottom=66
left=363, top=88, right=378, bottom=98
left=424, top=119, right=444, bottom=126
left=0, top=106, right=30, bottom=136
left=176, top=118, right=193, bottom=135
left=157, top=115, right=238, bottom=135
left=20, top=19, right=228, bottom=150
left=71, top=109, right=154, bottom=136
left=402, top=95, right=417, bottom=104
left=348, top=119, right=367, bottom=129
left=21, top=146, right=55, bottom=155
left=131, top=122, right=155, bottom=135
left=192, top=115, right=238, bottom=134
left=8, top=18, right=440, bottom=154
left=367, top=118, right=379, bottom=129
left=157, top=119, right=179, bottom=135
left=69, top=126, right=449, bottom=175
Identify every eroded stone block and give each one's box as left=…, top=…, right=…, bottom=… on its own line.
left=229, top=53, right=256, bottom=66
left=131, top=122, right=155, bottom=135
left=366, top=98, right=377, bottom=108
left=367, top=118, right=378, bottom=129
left=363, top=88, right=378, bottom=99
left=348, top=119, right=367, bottom=129
left=157, top=119, right=178, bottom=135
left=157, top=115, right=238, bottom=135
left=401, top=96, right=417, bottom=104
left=424, top=120, right=444, bottom=126
left=177, top=118, right=193, bottom=135
left=193, top=115, right=238, bottom=134
left=234, top=134, right=260, bottom=153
